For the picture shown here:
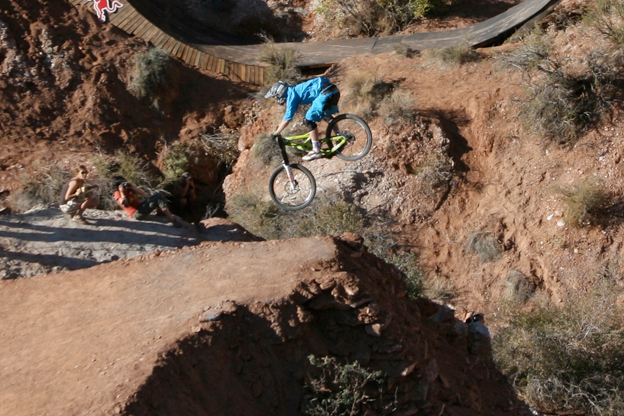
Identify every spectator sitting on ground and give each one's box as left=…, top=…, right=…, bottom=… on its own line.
left=113, top=179, right=192, bottom=230
left=168, top=172, right=197, bottom=216
left=59, top=165, right=99, bottom=225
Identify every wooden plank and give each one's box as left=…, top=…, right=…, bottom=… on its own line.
left=187, top=48, right=198, bottom=66
left=113, top=6, right=138, bottom=28
left=126, top=14, right=146, bottom=33
left=132, top=18, right=152, bottom=38
left=108, top=2, right=134, bottom=24
left=141, top=26, right=161, bottom=44
left=199, top=53, right=208, bottom=70
left=161, top=37, right=176, bottom=53
left=182, top=46, right=193, bottom=62
left=171, top=41, right=183, bottom=58
left=152, top=31, right=169, bottom=49
left=176, top=44, right=187, bottom=59
left=206, top=54, right=216, bottom=72
left=117, top=10, right=141, bottom=32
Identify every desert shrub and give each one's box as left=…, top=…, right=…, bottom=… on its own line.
left=377, top=89, right=416, bottom=125
left=251, top=133, right=281, bottom=166
left=303, top=355, right=392, bottom=416
left=226, top=193, right=282, bottom=240
left=227, top=194, right=364, bottom=240
left=345, top=72, right=412, bottom=121
left=316, top=0, right=454, bottom=36
left=10, top=164, right=72, bottom=212
left=115, top=150, right=161, bottom=189
left=298, top=200, right=364, bottom=237
left=499, top=28, right=618, bottom=145
left=364, top=230, right=424, bottom=300
left=556, top=180, right=610, bottom=227
left=494, top=287, right=624, bottom=416
left=260, top=41, right=301, bottom=84
left=129, top=48, right=174, bottom=108
left=160, top=142, right=190, bottom=181
left=422, top=274, right=456, bottom=301
left=502, top=269, right=536, bottom=304
left=465, top=230, right=501, bottom=262
left=418, top=151, right=453, bottom=196
left=425, top=42, right=482, bottom=66
left=584, top=0, right=624, bottom=45
left=199, top=131, right=240, bottom=172
left=393, top=43, right=419, bottom=58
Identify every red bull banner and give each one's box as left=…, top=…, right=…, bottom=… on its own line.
left=91, top=0, right=123, bottom=22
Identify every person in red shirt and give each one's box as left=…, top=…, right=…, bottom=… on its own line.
left=113, top=180, right=192, bottom=230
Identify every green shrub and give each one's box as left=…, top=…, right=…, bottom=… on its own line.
left=465, top=230, right=501, bottom=262
left=303, top=355, right=391, bottom=416
left=161, top=143, right=190, bottom=181
left=129, top=48, right=174, bottom=108
left=226, top=192, right=282, bottom=240
left=556, top=180, right=610, bottom=227
left=260, top=41, right=301, bottom=84
left=115, top=150, right=160, bottom=188
left=494, top=287, right=624, bottom=416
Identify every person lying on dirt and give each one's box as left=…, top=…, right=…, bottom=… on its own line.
left=265, top=77, right=340, bottom=161
left=59, top=165, right=99, bottom=225
left=113, top=180, right=192, bottom=230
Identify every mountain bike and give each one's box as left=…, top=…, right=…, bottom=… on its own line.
left=268, top=114, right=372, bottom=210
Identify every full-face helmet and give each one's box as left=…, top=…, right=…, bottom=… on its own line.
left=264, top=81, right=289, bottom=105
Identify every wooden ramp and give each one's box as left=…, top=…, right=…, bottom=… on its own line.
left=68, top=0, right=559, bottom=84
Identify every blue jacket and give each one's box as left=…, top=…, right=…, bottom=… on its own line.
left=283, top=77, right=339, bottom=122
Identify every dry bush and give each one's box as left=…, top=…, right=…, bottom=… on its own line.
left=465, top=230, right=501, bottom=263
left=303, top=355, right=391, bottom=416
left=260, top=41, right=301, bottom=84
left=556, top=180, right=610, bottom=227
left=393, top=43, right=419, bottom=58
left=423, top=274, right=456, bottom=301
left=584, top=0, right=624, bottom=45
left=226, top=194, right=364, bottom=241
left=419, top=151, right=453, bottom=196
left=251, top=132, right=281, bottom=166
left=494, top=284, right=624, bottom=416
left=315, top=0, right=454, bottom=36
left=499, top=28, right=620, bottom=146
left=378, top=89, right=416, bottom=126
left=10, top=164, right=72, bottom=212
left=425, top=42, right=482, bottom=67
left=502, top=269, right=536, bottom=304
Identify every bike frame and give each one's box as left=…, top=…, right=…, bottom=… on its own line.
left=280, top=131, right=348, bottom=158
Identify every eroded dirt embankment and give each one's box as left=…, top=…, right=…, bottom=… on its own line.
left=0, top=233, right=530, bottom=416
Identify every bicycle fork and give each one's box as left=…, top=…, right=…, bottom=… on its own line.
left=275, top=134, right=298, bottom=189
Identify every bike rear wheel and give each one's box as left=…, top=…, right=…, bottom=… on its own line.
left=268, top=163, right=316, bottom=210
left=326, top=114, right=372, bottom=161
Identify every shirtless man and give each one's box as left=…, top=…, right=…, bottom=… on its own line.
left=59, top=165, right=99, bottom=225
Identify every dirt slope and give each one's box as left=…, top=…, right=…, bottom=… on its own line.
left=0, top=234, right=530, bottom=416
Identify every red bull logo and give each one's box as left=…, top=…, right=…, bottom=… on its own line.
left=91, top=0, right=123, bottom=22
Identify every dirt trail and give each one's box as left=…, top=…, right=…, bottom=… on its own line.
left=0, top=234, right=531, bottom=416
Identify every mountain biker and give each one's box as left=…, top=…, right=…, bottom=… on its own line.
left=265, top=77, right=340, bottom=161
left=59, top=165, right=99, bottom=225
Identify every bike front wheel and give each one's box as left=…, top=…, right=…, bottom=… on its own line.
left=326, top=114, right=373, bottom=161
left=269, top=163, right=316, bottom=210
